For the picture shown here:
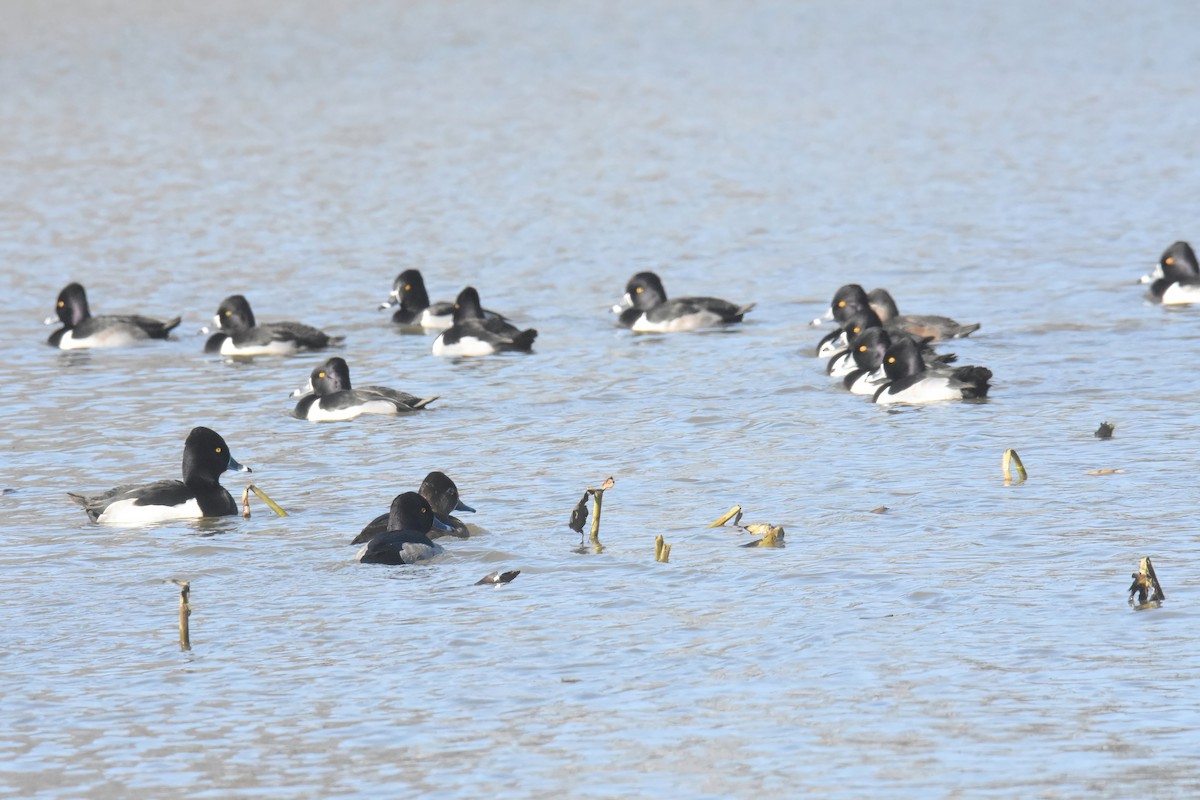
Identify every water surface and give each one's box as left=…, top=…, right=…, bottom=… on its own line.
left=3, top=1, right=1200, bottom=797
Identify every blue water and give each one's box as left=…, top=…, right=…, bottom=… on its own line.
left=2, top=1, right=1200, bottom=796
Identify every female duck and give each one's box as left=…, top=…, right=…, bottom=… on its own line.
left=47, top=283, right=181, bottom=349
left=356, top=492, right=447, bottom=565
left=353, top=471, right=475, bottom=544
left=873, top=338, right=991, bottom=405
left=613, top=271, right=754, bottom=332
left=820, top=284, right=979, bottom=341
left=68, top=427, right=250, bottom=524
left=431, top=287, right=537, bottom=356
left=867, top=288, right=981, bottom=340
left=204, top=294, right=342, bottom=356
left=292, top=357, right=437, bottom=421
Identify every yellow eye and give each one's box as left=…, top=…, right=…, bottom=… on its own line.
left=224, top=310, right=232, bottom=316
left=57, top=300, right=64, bottom=308
left=454, top=303, right=460, bottom=310
left=215, top=447, right=222, bottom=453
left=635, top=286, right=643, bottom=293
left=318, top=371, right=326, bottom=378
left=852, top=326, right=861, bottom=333
left=859, top=345, right=867, bottom=352
left=838, top=300, right=846, bottom=308
left=1166, top=256, right=1175, bottom=265
left=887, top=356, right=895, bottom=364
left=404, top=284, right=411, bottom=291
left=422, top=506, right=428, bottom=514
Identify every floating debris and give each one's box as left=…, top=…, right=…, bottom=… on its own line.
left=707, top=505, right=743, bottom=528
left=740, top=525, right=785, bottom=548
left=568, top=477, right=613, bottom=552
left=1128, top=557, right=1165, bottom=609
left=1094, top=421, right=1115, bottom=439
left=568, top=492, right=590, bottom=534
left=655, top=534, right=671, bottom=563
left=171, top=579, right=191, bottom=651
left=240, top=484, right=288, bottom=519
left=475, top=570, right=520, bottom=586
left=1086, top=469, right=1127, bottom=476
left=870, top=506, right=889, bottom=514
left=707, top=504, right=785, bottom=547
left=1002, top=449, right=1027, bottom=483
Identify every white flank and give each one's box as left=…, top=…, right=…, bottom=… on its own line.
left=847, top=369, right=888, bottom=395
left=305, top=399, right=397, bottom=422
left=875, top=377, right=964, bottom=405
left=58, top=327, right=146, bottom=350
left=816, top=334, right=846, bottom=358
left=828, top=353, right=855, bottom=377
left=97, top=497, right=203, bottom=525
left=417, top=309, right=453, bottom=329
left=631, top=310, right=724, bottom=333
left=220, top=338, right=297, bottom=356
left=432, top=335, right=496, bottom=357
left=1160, top=282, right=1200, bottom=305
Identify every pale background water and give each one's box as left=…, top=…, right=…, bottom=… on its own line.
left=2, top=1, right=1199, bottom=797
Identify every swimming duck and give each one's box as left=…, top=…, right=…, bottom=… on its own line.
left=1147, top=241, right=1200, bottom=305
left=47, top=283, right=181, bottom=349
left=431, top=287, right=537, bottom=356
left=356, top=492, right=446, bottom=565
left=68, top=427, right=250, bottom=524
left=842, top=328, right=957, bottom=395
left=613, top=271, right=754, bottom=332
left=353, top=471, right=475, bottom=544
left=204, top=294, right=342, bottom=356
left=867, top=288, right=981, bottom=339
left=873, top=338, right=991, bottom=405
left=291, top=357, right=437, bottom=421
left=820, top=284, right=979, bottom=341
left=380, top=269, right=506, bottom=329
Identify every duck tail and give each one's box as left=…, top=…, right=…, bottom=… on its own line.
left=161, top=316, right=183, bottom=335
left=66, top=492, right=101, bottom=521
left=412, top=395, right=438, bottom=409
left=734, top=302, right=756, bottom=320
left=953, top=322, right=982, bottom=338
left=506, top=328, right=538, bottom=352
left=954, top=365, right=992, bottom=398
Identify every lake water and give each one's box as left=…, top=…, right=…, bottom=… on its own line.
left=3, top=1, right=1200, bottom=796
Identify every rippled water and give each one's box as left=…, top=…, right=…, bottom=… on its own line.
left=3, top=1, right=1200, bottom=796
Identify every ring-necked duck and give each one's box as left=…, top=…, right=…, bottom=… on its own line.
left=820, top=284, right=979, bottom=341
left=47, top=283, right=181, bottom=349
left=291, top=357, right=437, bottom=421
left=68, top=427, right=250, bottom=524
left=353, top=471, right=475, bottom=543
left=613, top=271, right=754, bottom=332
left=204, top=294, right=342, bottom=356
left=431, top=287, right=536, bottom=356
left=1148, top=241, right=1200, bottom=305
left=381, top=269, right=507, bottom=329
left=873, top=338, right=991, bottom=405
left=355, top=492, right=447, bottom=565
